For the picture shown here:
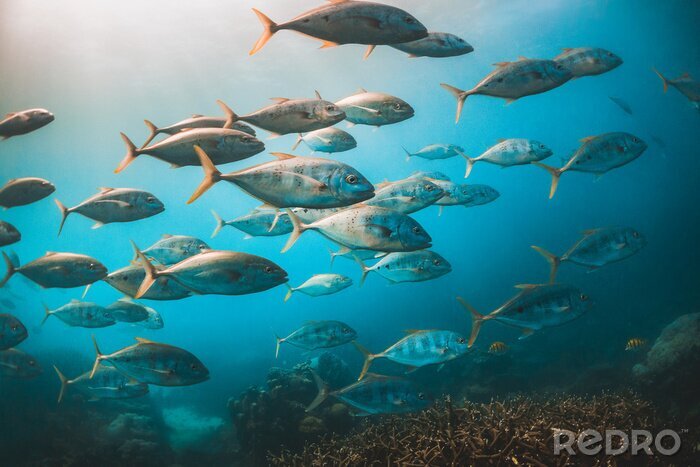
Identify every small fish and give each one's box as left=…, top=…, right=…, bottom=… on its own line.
left=189, top=146, right=374, bottom=209
left=354, top=250, right=451, bottom=285
left=488, top=342, right=508, bottom=354
left=106, top=298, right=152, bottom=323
left=284, top=274, right=353, bottom=302
left=249, top=2, right=427, bottom=58
left=212, top=209, right=292, bottom=239
left=0, top=177, right=55, bottom=209
left=0, top=313, right=28, bottom=350
left=461, top=138, right=553, bottom=178
left=139, top=234, right=210, bottom=265
left=0, top=221, right=21, bottom=247
left=42, top=300, right=115, bottom=328
left=608, top=96, right=633, bottom=115
left=54, top=365, right=149, bottom=403
left=625, top=338, right=647, bottom=351
left=55, top=188, right=165, bottom=236
left=534, top=132, right=647, bottom=198
left=390, top=32, right=473, bottom=58
left=336, top=89, right=414, bottom=127
left=307, top=372, right=431, bottom=415
left=0, top=348, right=42, bottom=378
left=434, top=183, right=499, bottom=214
left=458, top=283, right=592, bottom=347
left=653, top=69, right=700, bottom=108
left=223, top=95, right=345, bottom=137
left=329, top=247, right=385, bottom=267
left=90, top=337, right=209, bottom=387
left=136, top=306, right=164, bottom=329
left=532, top=227, right=647, bottom=283
left=0, top=108, right=54, bottom=140
left=403, top=144, right=464, bottom=161
left=275, top=320, right=357, bottom=357
left=140, top=114, right=256, bottom=148
left=283, top=205, right=431, bottom=253
left=293, top=127, right=357, bottom=154
left=441, top=58, right=573, bottom=123
left=1, top=251, right=107, bottom=289
left=132, top=243, right=288, bottom=298
left=554, top=47, right=623, bottom=78
left=366, top=177, right=444, bottom=214
left=104, top=264, right=192, bottom=301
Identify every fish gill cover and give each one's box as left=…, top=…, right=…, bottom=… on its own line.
left=0, top=0, right=699, bottom=466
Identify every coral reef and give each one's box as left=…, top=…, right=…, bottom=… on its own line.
left=270, top=393, right=698, bottom=466
left=162, top=406, right=226, bottom=453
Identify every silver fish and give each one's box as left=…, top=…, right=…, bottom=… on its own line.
left=434, top=183, right=499, bottom=214
left=284, top=274, right=353, bottom=302
left=403, top=144, right=464, bottom=161
left=249, top=1, right=427, bottom=58
left=42, top=299, right=115, bottom=328
left=365, top=178, right=444, bottom=214
left=0, top=177, right=55, bottom=209
left=407, top=171, right=451, bottom=182
left=355, top=250, right=451, bottom=285
left=329, top=247, right=385, bottom=266
left=0, top=108, right=54, bottom=140
left=140, top=114, right=256, bottom=148
left=441, top=58, right=573, bottom=122
left=0, top=313, right=28, bottom=350
left=390, top=32, right=473, bottom=58
left=534, top=132, right=647, bottom=198
left=653, top=69, right=700, bottom=107
left=107, top=297, right=152, bottom=323
left=0, top=221, right=21, bottom=247
left=54, top=365, right=149, bottom=403
left=91, top=337, right=208, bottom=387
left=56, top=187, right=165, bottom=235
left=140, top=234, right=209, bottom=265
left=0, top=348, right=42, bottom=378
left=458, top=283, right=592, bottom=347
left=336, top=89, right=414, bottom=127
left=136, top=306, right=164, bottom=329
left=1, top=251, right=107, bottom=289
left=188, top=146, right=374, bottom=209
left=133, top=244, right=288, bottom=298
left=212, top=208, right=292, bottom=239
left=275, top=320, right=357, bottom=358
left=104, top=264, right=192, bottom=301
left=462, top=138, right=553, bottom=178
left=284, top=205, right=431, bottom=253
left=292, top=127, right=357, bottom=153
left=554, top=47, right=623, bottom=77
left=532, top=227, right=646, bottom=283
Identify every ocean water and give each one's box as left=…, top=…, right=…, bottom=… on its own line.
left=1, top=0, right=699, bottom=465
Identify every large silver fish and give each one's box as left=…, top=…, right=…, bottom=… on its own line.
left=1, top=251, right=107, bottom=289
left=55, top=187, right=165, bottom=235
left=0, top=108, right=54, bottom=140
left=533, top=132, right=647, bottom=198
left=54, top=365, right=149, bottom=404
left=653, top=69, right=700, bottom=108
left=336, top=89, right=414, bottom=127
left=532, top=227, right=647, bottom=283
left=104, top=264, right=192, bottom=301
left=390, top=32, right=473, bottom=58
left=355, top=250, right=451, bottom=285
left=188, top=146, right=374, bottom=209
left=0, top=221, right=21, bottom=247
left=0, top=348, right=42, bottom=378
left=42, top=300, right=115, bottom=328
left=554, top=47, right=623, bottom=77
left=462, top=138, right=553, bottom=178
left=91, top=337, right=209, bottom=387
left=212, top=209, right=292, bottom=239
left=133, top=243, right=288, bottom=298
left=284, top=205, right=431, bottom=253
left=292, top=127, right=357, bottom=154
left=458, top=283, right=592, bottom=347
left=275, top=320, right=357, bottom=358
left=0, top=313, right=28, bottom=350
left=249, top=1, right=427, bottom=58
left=140, top=114, right=256, bottom=148
left=107, top=297, right=153, bottom=323
left=139, top=234, right=209, bottom=265
left=441, top=58, right=573, bottom=122
left=284, top=274, right=352, bottom=302
left=365, top=177, right=444, bottom=214
left=0, top=177, right=55, bottom=209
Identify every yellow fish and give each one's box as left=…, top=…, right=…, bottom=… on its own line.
left=625, top=338, right=647, bottom=351
left=488, top=341, right=508, bottom=354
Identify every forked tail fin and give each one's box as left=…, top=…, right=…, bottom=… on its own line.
left=531, top=245, right=561, bottom=283
left=141, top=120, right=159, bottom=148
left=115, top=132, right=141, bottom=173
left=54, top=366, right=70, bottom=404
left=402, top=146, right=412, bottom=162
left=54, top=199, right=70, bottom=237
left=0, top=251, right=18, bottom=288
left=283, top=284, right=294, bottom=303
left=440, top=83, right=470, bottom=123
left=211, top=210, right=225, bottom=238
left=250, top=9, right=279, bottom=56
left=352, top=254, right=370, bottom=287
left=89, top=335, right=104, bottom=378
left=456, top=297, right=486, bottom=348
left=532, top=162, right=563, bottom=199
left=188, top=145, right=223, bottom=204
left=131, top=240, right=161, bottom=299
left=275, top=334, right=284, bottom=359
left=352, top=341, right=376, bottom=381
left=281, top=209, right=309, bottom=253
left=456, top=149, right=477, bottom=178
left=216, top=100, right=238, bottom=129
left=652, top=68, right=669, bottom=93
left=292, top=134, right=303, bottom=151
left=41, top=303, right=52, bottom=326
left=306, top=370, right=330, bottom=412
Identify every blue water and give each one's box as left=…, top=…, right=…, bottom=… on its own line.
left=1, top=0, right=699, bottom=462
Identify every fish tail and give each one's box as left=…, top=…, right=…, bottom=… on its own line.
left=532, top=162, right=563, bottom=199
left=281, top=208, right=309, bottom=253
left=115, top=132, right=141, bottom=173
left=131, top=240, right=160, bottom=299
left=402, top=146, right=412, bottom=162
left=352, top=341, right=376, bottom=381
left=306, top=370, right=330, bottom=412
left=352, top=254, right=370, bottom=287
left=89, top=335, right=104, bottom=379
left=211, top=209, right=225, bottom=238
left=531, top=246, right=561, bottom=283
left=41, top=302, right=52, bottom=326
left=291, top=133, right=303, bottom=151
left=0, top=251, right=17, bottom=288
left=455, top=148, right=476, bottom=178
left=328, top=248, right=337, bottom=268
left=652, top=68, right=669, bottom=93
left=54, top=365, right=69, bottom=404
left=54, top=198, right=70, bottom=237
left=249, top=8, right=278, bottom=56
left=283, top=283, right=294, bottom=303
left=140, top=119, right=159, bottom=149
left=439, top=83, right=470, bottom=124
left=81, top=283, right=92, bottom=299
left=275, top=334, right=284, bottom=358
left=457, top=296, right=486, bottom=348
left=188, top=145, right=223, bottom=204
left=216, top=100, right=238, bottom=129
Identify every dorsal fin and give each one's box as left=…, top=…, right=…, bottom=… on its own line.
left=581, top=228, right=599, bottom=236
left=98, top=187, right=114, bottom=194
left=517, top=56, right=529, bottom=61
left=580, top=136, right=596, bottom=143
left=562, top=48, right=573, bottom=52
left=270, top=97, right=289, bottom=103
left=678, top=72, right=692, bottom=80
left=161, top=234, right=173, bottom=239
left=191, top=114, right=204, bottom=118
left=326, top=0, right=349, bottom=3
left=270, top=152, right=295, bottom=160
left=497, top=138, right=506, bottom=143
left=45, top=251, right=57, bottom=256
left=493, top=61, right=511, bottom=67
left=135, top=337, right=156, bottom=344
left=314, top=90, right=322, bottom=100
left=403, top=329, right=424, bottom=335
left=4, top=112, right=16, bottom=118
left=514, top=283, right=543, bottom=290
left=354, top=87, right=368, bottom=95
left=70, top=299, right=80, bottom=303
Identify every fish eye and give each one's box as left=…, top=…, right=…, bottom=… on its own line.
left=28, top=360, right=35, bottom=366
left=242, top=136, right=251, bottom=142
left=433, top=259, right=441, bottom=266
left=424, top=184, right=434, bottom=191
left=632, top=231, right=639, bottom=238
left=264, top=266, right=273, bottom=273
left=580, top=293, right=588, bottom=301
left=325, top=104, right=336, bottom=111
left=556, top=64, right=564, bottom=70
left=607, top=52, right=614, bottom=57
left=393, top=102, right=402, bottom=110
left=345, top=174, right=358, bottom=184
left=10, top=325, right=18, bottom=331
left=417, top=392, right=425, bottom=400
left=146, top=196, right=155, bottom=203
left=88, top=263, right=95, bottom=270
left=404, top=16, right=415, bottom=24
left=190, top=363, right=198, bottom=370
left=342, top=327, right=350, bottom=333
left=496, top=78, right=504, bottom=83
left=539, top=144, right=545, bottom=148
left=632, top=137, right=639, bottom=143
left=457, top=337, right=465, bottom=344
left=412, top=226, right=421, bottom=234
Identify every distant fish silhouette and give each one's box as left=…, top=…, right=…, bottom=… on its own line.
left=625, top=338, right=647, bottom=351
left=609, top=96, right=633, bottom=115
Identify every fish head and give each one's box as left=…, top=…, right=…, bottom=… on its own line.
left=224, top=133, right=265, bottom=155
left=76, top=258, right=109, bottom=282
left=1, top=314, right=28, bottom=344
left=332, top=274, right=353, bottom=287
left=249, top=257, right=288, bottom=289
left=569, top=287, right=593, bottom=315
left=105, top=266, right=141, bottom=292
left=528, top=140, right=553, bottom=160
left=28, top=108, right=55, bottom=125
left=315, top=101, right=346, bottom=124
left=339, top=132, right=357, bottom=149
left=30, top=178, right=56, bottom=198
left=101, top=309, right=116, bottom=322
left=621, top=133, right=647, bottom=156
left=14, top=351, right=42, bottom=378
left=184, top=238, right=210, bottom=256
left=547, top=60, right=574, bottom=84
left=449, top=333, right=470, bottom=356
left=179, top=354, right=210, bottom=384
left=482, top=186, right=500, bottom=203
left=338, top=322, right=357, bottom=341
left=142, top=193, right=165, bottom=215
left=385, top=9, right=427, bottom=41
left=426, top=252, right=452, bottom=276
left=594, top=48, right=623, bottom=71
left=622, top=227, right=647, bottom=252
left=329, top=165, right=374, bottom=203
left=403, top=384, right=433, bottom=411
left=380, top=97, right=414, bottom=123
left=444, top=34, right=474, bottom=54
left=397, top=216, right=431, bottom=250
left=146, top=310, right=164, bottom=328
left=416, top=180, right=444, bottom=204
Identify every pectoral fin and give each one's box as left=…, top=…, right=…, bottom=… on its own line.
left=366, top=224, right=393, bottom=238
